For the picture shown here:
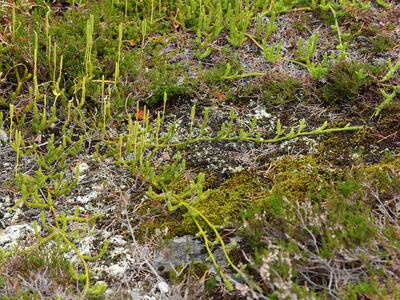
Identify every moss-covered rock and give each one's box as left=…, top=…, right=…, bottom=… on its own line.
left=137, top=173, right=270, bottom=239
left=182, top=173, right=269, bottom=232
left=267, top=155, right=326, bottom=202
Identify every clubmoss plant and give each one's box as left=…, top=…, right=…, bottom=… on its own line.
left=85, top=15, right=95, bottom=78
left=226, top=1, right=252, bottom=47
left=262, top=39, right=283, bottom=63
left=376, top=0, right=392, bottom=8
left=374, top=88, right=398, bottom=117
left=33, top=31, right=39, bottom=98
left=327, top=3, right=347, bottom=59
left=381, top=57, right=400, bottom=83
left=9, top=104, right=14, bottom=141
left=11, top=3, right=17, bottom=38
left=12, top=130, right=22, bottom=174
left=7, top=130, right=107, bottom=297
left=260, top=11, right=277, bottom=40
left=294, top=32, right=319, bottom=63
left=2, top=1, right=397, bottom=297
left=147, top=173, right=262, bottom=292
left=306, top=52, right=330, bottom=80
left=293, top=32, right=331, bottom=79
left=10, top=65, right=32, bottom=102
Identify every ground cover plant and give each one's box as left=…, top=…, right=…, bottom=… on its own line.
left=0, top=0, right=399, bottom=299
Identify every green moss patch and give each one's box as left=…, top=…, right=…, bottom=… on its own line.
left=182, top=173, right=269, bottom=232
left=137, top=173, right=270, bottom=239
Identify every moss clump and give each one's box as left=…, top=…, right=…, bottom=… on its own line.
left=262, top=77, right=302, bottom=105
left=236, top=76, right=303, bottom=105
left=267, top=155, right=324, bottom=202
left=358, top=157, right=400, bottom=193
left=182, top=173, right=269, bottom=232
left=135, top=201, right=188, bottom=241
left=240, top=154, right=398, bottom=254
left=239, top=156, right=329, bottom=248
left=136, top=173, right=269, bottom=239
left=368, top=34, right=395, bottom=54
left=355, top=25, right=396, bottom=55
left=374, top=106, right=400, bottom=140
left=317, top=133, right=365, bottom=166
left=320, top=61, right=377, bottom=104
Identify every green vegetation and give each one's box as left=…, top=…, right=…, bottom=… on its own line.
left=0, top=0, right=399, bottom=298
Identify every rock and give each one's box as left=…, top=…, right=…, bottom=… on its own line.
left=253, top=108, right=272, bottom=119
left=0, top=210, right=7, bottom=229
left=107, top=263, right=128, bottom=279
left=109, top=247, right=127, bottom=259
left=76, top=235, right=96, bottom=255
left=109, top=235, right=127, bottom=246
left=74, top=162, right=90, bottom=182
left=77, top=162, right=90, bottom=174
left=0, top=195, right=12, bottom=210
left=156, top=281, right=169, bottom=294
left=160, top=151, right=171, bottom=161
left=105, top=287, right=142, bottom=299
left=76, top=190, right=98, bottom=204
left=0, top=129, right=8, bottom=144
left=154, top=235, right=207, bottom=272
left=0, top=224, right=34, bottom=248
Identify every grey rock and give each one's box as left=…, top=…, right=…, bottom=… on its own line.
left=154, top=235, right=207, bottom=272
left=0, top=129, right=8, bottom=144
left=0, top=224, right=34, bottom=248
